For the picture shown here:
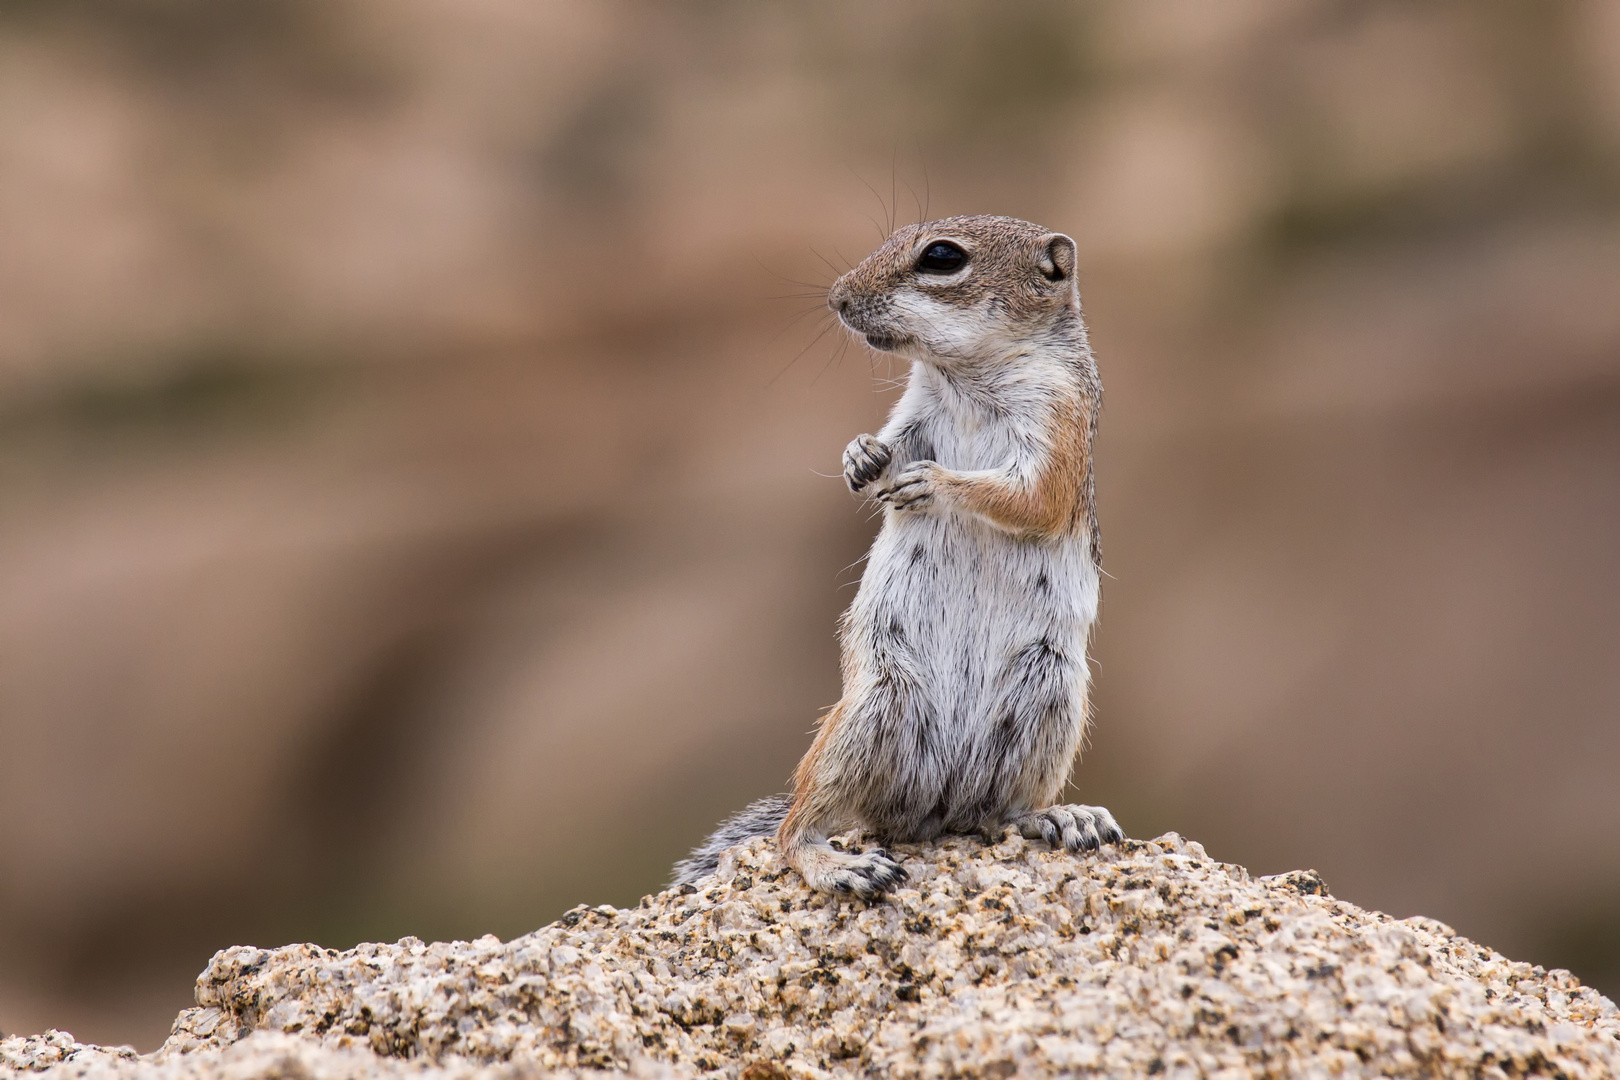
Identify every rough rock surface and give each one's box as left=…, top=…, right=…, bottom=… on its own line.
left=4, top=832, right=1618, bottom=1079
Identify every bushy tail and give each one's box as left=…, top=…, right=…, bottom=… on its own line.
left=670, top=794, right=792, bottom=886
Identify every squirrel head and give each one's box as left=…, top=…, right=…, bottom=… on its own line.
left=827, top=215, right=1080, bottom=368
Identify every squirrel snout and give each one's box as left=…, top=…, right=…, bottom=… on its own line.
left=828, top=280, right=878, bottom=333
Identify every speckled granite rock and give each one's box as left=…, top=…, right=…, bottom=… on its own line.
left=0, top=1033, right=137, bottom=1075
left=0, top=1031, right=678, bottom=1080
left=4, top=832, right=1618, bottom=1079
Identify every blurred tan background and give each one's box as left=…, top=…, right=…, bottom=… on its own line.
left=2, top=0, right=1619, bottom=1051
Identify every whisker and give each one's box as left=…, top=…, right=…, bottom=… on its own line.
left=752, top=253, right=831, bottom=293
left=766, top=314, right=840, bottom=387
left=921, top=156, right=932, bottom=223
left=849, top=166, right=894, bottom=241
left=902, top=176, right=924, bottom=229
left=889, top=144, right=899, bottom=236
left=813, top=330, right=850, bottom=386
left=810, top=246, right=845, bottom=282
left=767, top=305, right=836, bottom=340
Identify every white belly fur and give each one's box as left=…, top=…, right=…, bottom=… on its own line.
left=855, top=510, right=1098, bottom=736
left=838, top=498, right=1099, bottom=840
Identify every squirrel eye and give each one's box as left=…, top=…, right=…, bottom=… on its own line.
left=916, top=241, right=967, bottom=275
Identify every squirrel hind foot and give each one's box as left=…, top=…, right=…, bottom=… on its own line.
left=794, top=844, right=909, bottom=899
left=1009, top=804, right=1124, bottom=853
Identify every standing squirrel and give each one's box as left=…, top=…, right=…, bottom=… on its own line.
left=673, top=215, right=1122, bottom=897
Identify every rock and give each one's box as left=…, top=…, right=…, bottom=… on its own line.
left=4, top=832, right=1618, bottom=1079
left=2, top=1031, right=678, bottom=1080
left=0, top=1032, right=136, bottom=1074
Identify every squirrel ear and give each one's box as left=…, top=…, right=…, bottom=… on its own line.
left=1037, top=233, right=1076, bottom=283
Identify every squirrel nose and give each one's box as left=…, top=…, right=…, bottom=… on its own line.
left=828, top=279, right=850, bottom=314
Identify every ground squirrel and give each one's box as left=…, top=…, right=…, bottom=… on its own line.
left=674, top=215, right=1121, bottom=897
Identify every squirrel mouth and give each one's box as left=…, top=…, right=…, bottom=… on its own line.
left=863, top=332, right=909, bottom=351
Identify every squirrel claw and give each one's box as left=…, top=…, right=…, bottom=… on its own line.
left=876, top=461, right=941, bottom=512
left=843, top=434, right=892, bottom=492
left=807, top=848, right=909, bottom=899
left=1011, top=804, right=1123, bottom=853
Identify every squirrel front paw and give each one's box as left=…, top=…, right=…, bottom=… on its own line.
left=843, top=434, right=893, bottom=493
left=876, top=461, right=942, bottom=513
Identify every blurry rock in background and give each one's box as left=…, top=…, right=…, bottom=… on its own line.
left=1, top=0, right=1618, bottom=1049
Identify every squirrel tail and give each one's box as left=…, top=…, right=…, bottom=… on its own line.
left=669, top=794, right=792, bottom=887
